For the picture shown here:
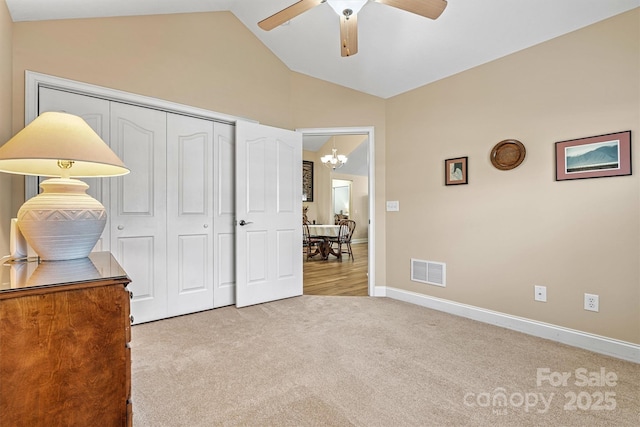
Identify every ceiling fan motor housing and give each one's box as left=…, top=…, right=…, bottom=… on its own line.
left=327, top=0, right=368, bottom=17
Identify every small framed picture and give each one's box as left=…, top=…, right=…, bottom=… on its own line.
left=555, top=131, right=631, bottom=181
left=445, top=156, right=468, bottom=185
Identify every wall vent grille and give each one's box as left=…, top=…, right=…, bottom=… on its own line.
left=411, top=258, right=446, bottom=287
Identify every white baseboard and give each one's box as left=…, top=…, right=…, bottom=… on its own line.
left=378, top=286, right=639, bottom=363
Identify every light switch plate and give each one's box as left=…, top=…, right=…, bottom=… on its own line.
left=386, top=201, right=399, bottom=211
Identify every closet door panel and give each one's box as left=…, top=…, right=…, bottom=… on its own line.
left=37, top=88, right=111, bottom=252
left=118, top=121, right=156, bottom=215
left=117, top=236, right=155, bottom=297
left=110, top=102, right=167, bottom=324
left=166, top=113, right=214, bottom=316
left=213, top=122, right=236, bottom=308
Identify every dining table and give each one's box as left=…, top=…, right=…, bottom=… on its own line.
left=307, top=224, right=341, bottom=260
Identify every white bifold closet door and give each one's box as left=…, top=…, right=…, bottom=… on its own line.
left=212, top=122, right=236, bottom=308
left=109, top=102, right=169, bottom=323
left=38, top=89, right=224, bottom=323
left=166, top=112, right=215, bottom=317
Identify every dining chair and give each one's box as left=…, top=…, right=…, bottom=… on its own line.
left=330, top=220, right=356, bottom=261
left=334, top=213, right=348, bottom=225
left=303, top=223, right=323, bottom=261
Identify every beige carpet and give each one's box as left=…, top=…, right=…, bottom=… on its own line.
left=131, top=296, right=639, bottom=426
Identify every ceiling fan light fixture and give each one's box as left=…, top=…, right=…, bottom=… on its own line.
left=258, top=0, right=447, bottom=58
left=327, top=0, right=368, bottom=16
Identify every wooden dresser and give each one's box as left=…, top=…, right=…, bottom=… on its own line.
left=0, top=252, right=132, bottom=427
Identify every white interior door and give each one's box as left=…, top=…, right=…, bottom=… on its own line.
left=235, top=120, right=303, bottom=308
left=166, top=113, right=214, bottom=316
left=110, top=102, right=168, bottom=324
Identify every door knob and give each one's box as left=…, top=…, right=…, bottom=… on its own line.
left=117, top=225, right=124, bottom=230
left=239, top=220, right=253, bottom=226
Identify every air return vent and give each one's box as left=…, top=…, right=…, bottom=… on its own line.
left=411, top=258, right=446, bottom=287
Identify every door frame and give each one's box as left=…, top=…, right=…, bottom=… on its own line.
left=297, top=127, right=375, bottom=297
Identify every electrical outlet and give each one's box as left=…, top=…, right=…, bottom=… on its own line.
left=584, top=293, right=599, bottom=312
left=534, top=286, right=547, bottom=302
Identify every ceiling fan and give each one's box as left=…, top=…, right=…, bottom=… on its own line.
left=258, top=0, right=448, bottom=57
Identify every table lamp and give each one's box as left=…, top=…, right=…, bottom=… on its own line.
left=0, top=112, right=129, bottom=261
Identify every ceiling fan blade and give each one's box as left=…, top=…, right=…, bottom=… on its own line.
left=377, top=0, right=448, bottom=20
left=258, top=0, right=325, bottom=31
left=340, top=15, right=358, bottom=57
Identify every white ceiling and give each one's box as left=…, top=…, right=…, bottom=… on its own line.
left=303, top=135, right=332, bottom=152
left=5, top=0, right=640, bottom=99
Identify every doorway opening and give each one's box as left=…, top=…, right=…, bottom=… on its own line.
left=298, top=127, right=375, bottom=297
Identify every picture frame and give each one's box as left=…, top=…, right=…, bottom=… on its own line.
left=555, top=131, right=631, bottom=181
left=302, top=160, right=314, bottom=201
left=445, top=156, right=468, bottom=185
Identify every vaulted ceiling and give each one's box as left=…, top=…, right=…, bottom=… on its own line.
left=6, top=0, right=640, bottom=99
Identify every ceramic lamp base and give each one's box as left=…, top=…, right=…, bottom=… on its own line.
left=17, top=178, right=106, bottom=261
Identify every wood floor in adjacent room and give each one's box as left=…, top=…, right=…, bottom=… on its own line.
left=303, top=242, right=368, bottom=296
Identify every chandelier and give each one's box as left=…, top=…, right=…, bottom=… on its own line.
left=321, top=137, right=348, bottom=170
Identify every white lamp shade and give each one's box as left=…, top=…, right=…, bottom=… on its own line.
left=0, top=111, right=129, bottom=177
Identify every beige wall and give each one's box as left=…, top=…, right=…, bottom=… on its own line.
left=386, top=10, right=640, bottom=343
left=11, top=12, right=293, bottom=132
left=0, top=0, right=12, bottom=254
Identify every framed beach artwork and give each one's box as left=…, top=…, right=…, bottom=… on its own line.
left=555, top=131, right=631, bottom=181
left=445, top=156, right=468, bottom=186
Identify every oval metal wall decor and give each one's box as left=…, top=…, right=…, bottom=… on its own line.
left=491, top=139, right=526, bottom=170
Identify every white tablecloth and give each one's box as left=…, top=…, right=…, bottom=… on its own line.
left=307, top=225, right=339, bottom=238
